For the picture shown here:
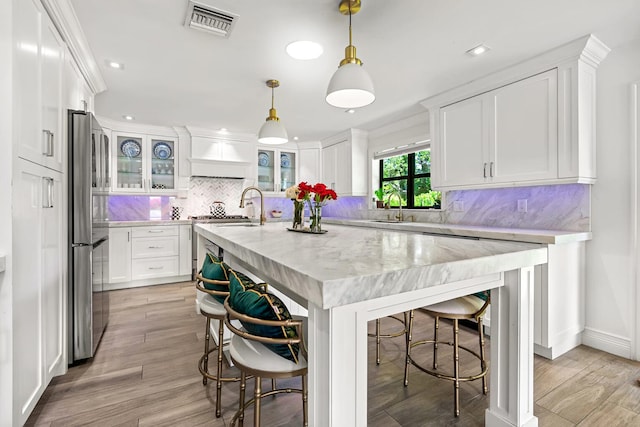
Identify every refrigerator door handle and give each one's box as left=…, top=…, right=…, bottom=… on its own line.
left=42, top=130, right=54, bottom=156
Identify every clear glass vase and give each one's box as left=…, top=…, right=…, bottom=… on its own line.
left=310, top=205, right=322, bottom=233
left=292, top=200, right=304, bottom=230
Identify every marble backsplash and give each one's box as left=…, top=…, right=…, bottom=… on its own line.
left=107, top=178, right=590, bottom=232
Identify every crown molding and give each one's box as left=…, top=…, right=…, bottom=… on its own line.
left=41, top=0, right=107, bottom=94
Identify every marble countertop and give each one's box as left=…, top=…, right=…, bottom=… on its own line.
left=195, top=222, right=547, bottom=309
left=100, top=220, right=192, bottom=227
left=324, top=218, right=591, bottom=245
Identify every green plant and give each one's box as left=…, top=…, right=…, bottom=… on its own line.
left=374, top=188, right=385, bottom=201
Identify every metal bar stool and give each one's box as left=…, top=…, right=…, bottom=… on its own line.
left=368, top=313, right=410, bottom=364
left=224, top=298, right=308, bottom=427
left=404, top=291, right=490, bottom=417
left=196, top=273, right=243, bottom=417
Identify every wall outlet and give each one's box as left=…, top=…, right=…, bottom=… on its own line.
left=453, top=201, right=464, bottom=212
left=517, top=199, right=528, bottom=213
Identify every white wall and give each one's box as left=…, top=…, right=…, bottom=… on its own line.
left=585, top=37, right=640, bottom=358
left=0, top=0, right=13, bottom=424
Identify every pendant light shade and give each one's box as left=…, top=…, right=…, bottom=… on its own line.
left=326, top=0, right=375, bottom=109
left=258, top=79, right=288, bottom=145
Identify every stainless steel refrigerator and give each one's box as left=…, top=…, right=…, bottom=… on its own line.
left=68, top=110, right=110, bottom=362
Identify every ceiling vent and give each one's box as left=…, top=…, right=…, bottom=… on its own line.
left=185, top=1, right=238, bottom=38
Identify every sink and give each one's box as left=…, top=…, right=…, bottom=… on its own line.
left=370, top=220, right=403, bottom=224
left=216, top=223, right=260, bottom=227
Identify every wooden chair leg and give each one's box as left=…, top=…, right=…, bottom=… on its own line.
left=202, top=316, right=211, bottom=385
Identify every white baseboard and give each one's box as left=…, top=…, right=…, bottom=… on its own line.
left=581, top=327, right=631, bottom=359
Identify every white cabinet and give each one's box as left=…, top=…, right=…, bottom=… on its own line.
left=257, top=147, right=297, bottom=193
left=108, top=227, right=132, bottom=283
left=12, top=159, right=64, bottom=425
left=179, top=224, right=192, bottom=276
left=112, top=132, right=178, bottom=193
left=298, top=145, right=321, bottom=185
left=424, top=35, right=609, bottom=191
left=14, top=0, right=65, bottom=172
left=437, top=70, right=558, bottom=188
left=106, top=224, right=191, bottom=290
left=321, top=129, right=368, bottom=196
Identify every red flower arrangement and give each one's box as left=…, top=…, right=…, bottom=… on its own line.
left=298, top=182, right=338, bottom=205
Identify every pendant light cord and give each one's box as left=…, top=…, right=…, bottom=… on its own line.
left=271, top=85, right=275, bottom=109
left=348, top=2, right=353, bottom=46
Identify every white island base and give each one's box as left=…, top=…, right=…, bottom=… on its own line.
left=195, top=223, right=546, bottom=426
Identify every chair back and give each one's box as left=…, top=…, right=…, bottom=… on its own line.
left=223, top=299, right=307, bottom=359
left=474, top=290, right=491, bottom=321
left=195, top=273, right=230, bottom=300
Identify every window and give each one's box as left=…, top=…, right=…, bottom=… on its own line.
left=379, top=149, right=441, bottom=209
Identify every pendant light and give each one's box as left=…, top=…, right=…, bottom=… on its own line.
left=258, top=79, right=288, bottom=145
left=326, top=0, right=375, bottom=109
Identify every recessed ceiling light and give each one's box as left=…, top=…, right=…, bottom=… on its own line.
left=345, top=109, right=356, bottom=114
left=293, top=136, right=299, bottom=141
left=286, top=41, right=323, bottom=60
left=219, top=128, right=228, bottom=133
left=123, top=115, right=134, bottom=121
left=107, top=60, right=124, bottom=69
left=466, top=44, right=490, bottom=57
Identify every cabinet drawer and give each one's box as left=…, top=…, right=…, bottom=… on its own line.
left=131, top=226, right=178, bottom=238
left=132, top=236, right=179, bottom=258
left=132, top=256, right=179, bottom=280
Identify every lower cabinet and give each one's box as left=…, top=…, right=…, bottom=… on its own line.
left=13, top=160, right=64, bottom=425
left=107, top=223, right=191, bottom=290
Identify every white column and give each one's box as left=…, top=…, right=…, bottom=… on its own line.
left=307, top=302, right=368, bottom=426
left=486, top=268, right=538, bottom=427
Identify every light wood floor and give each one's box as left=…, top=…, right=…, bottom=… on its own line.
left=26, top=281, right=640, bottom=426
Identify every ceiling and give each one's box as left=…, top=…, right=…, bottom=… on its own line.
left=69, top=0, right=640, bottom=142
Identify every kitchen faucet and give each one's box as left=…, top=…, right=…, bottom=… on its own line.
left=388, top=190, right=404, bottom=222
left=240, top=186, right=265, bottom=225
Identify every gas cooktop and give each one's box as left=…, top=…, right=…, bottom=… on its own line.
left=190, top=215, right=250, bottom=223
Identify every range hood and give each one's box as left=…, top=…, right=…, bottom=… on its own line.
left=188, top=158, right=250, bottom=179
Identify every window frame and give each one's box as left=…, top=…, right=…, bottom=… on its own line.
left=378, top=149, right=439, bottom=209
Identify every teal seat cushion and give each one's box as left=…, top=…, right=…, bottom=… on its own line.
left=473, top=291, right=490, bottom=302
left=200, top=253, right=231, bottom=303
left=228, top=270, right=300, bottom=363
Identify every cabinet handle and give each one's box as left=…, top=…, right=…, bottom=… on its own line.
left=147, top=246, right=163, bottom=249
left=81, top=99, right=88, bottom=113
left=42, top=177, right=54, bottom=208
left=42, top=130, right=54, bottom=156
left=483, top=163, right=487, bottom=178
left=148, top=266, right=164, bottom=270
left=127, top=231, right=130, bottom=242
left=490, top=162, right=494, bottom=177
left=147, top=230, right=164, bottom=233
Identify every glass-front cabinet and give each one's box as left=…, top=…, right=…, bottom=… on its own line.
left=113, top=132, right=177, bottom=193
left=257, top=148, right=297, bottom=193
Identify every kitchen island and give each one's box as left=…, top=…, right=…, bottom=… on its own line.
left=195, top=222, right=547, bottom=427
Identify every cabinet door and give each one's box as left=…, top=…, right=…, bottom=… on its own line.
left=490, top=69, right=558, bottom=183
left=13, top=0, right=42, bottom=167
left=108, top=228, right=132, bottom=283
left=13, top=160, right=63, bottom=425
left=40, top=16, right=64, bottom=171
left=149, top=137, right=176, bottom=191
left=299, top=148, right=320, bottom=185
left=257, top=149, right=276, bottom=192
left=279, top=151, right=296, bottom=192
left=322, top=144, right=338, bottom=190
left=439, top=95, right=488, bottom=187
left=114, top=133, right=145, bottom=191
left=179, top=225, right=192, bottom=276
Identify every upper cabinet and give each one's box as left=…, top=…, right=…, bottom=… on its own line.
left=423, top=35, right=610, bottom=191
left=14, top=0, right=65, bottom=172
left=321, top=129, right=368, bottom=196
left=257, top=147, right=297, bottom=193
left=438, top=70, right=558, bottom=188
left=112, top=131, right=178, bottom=193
